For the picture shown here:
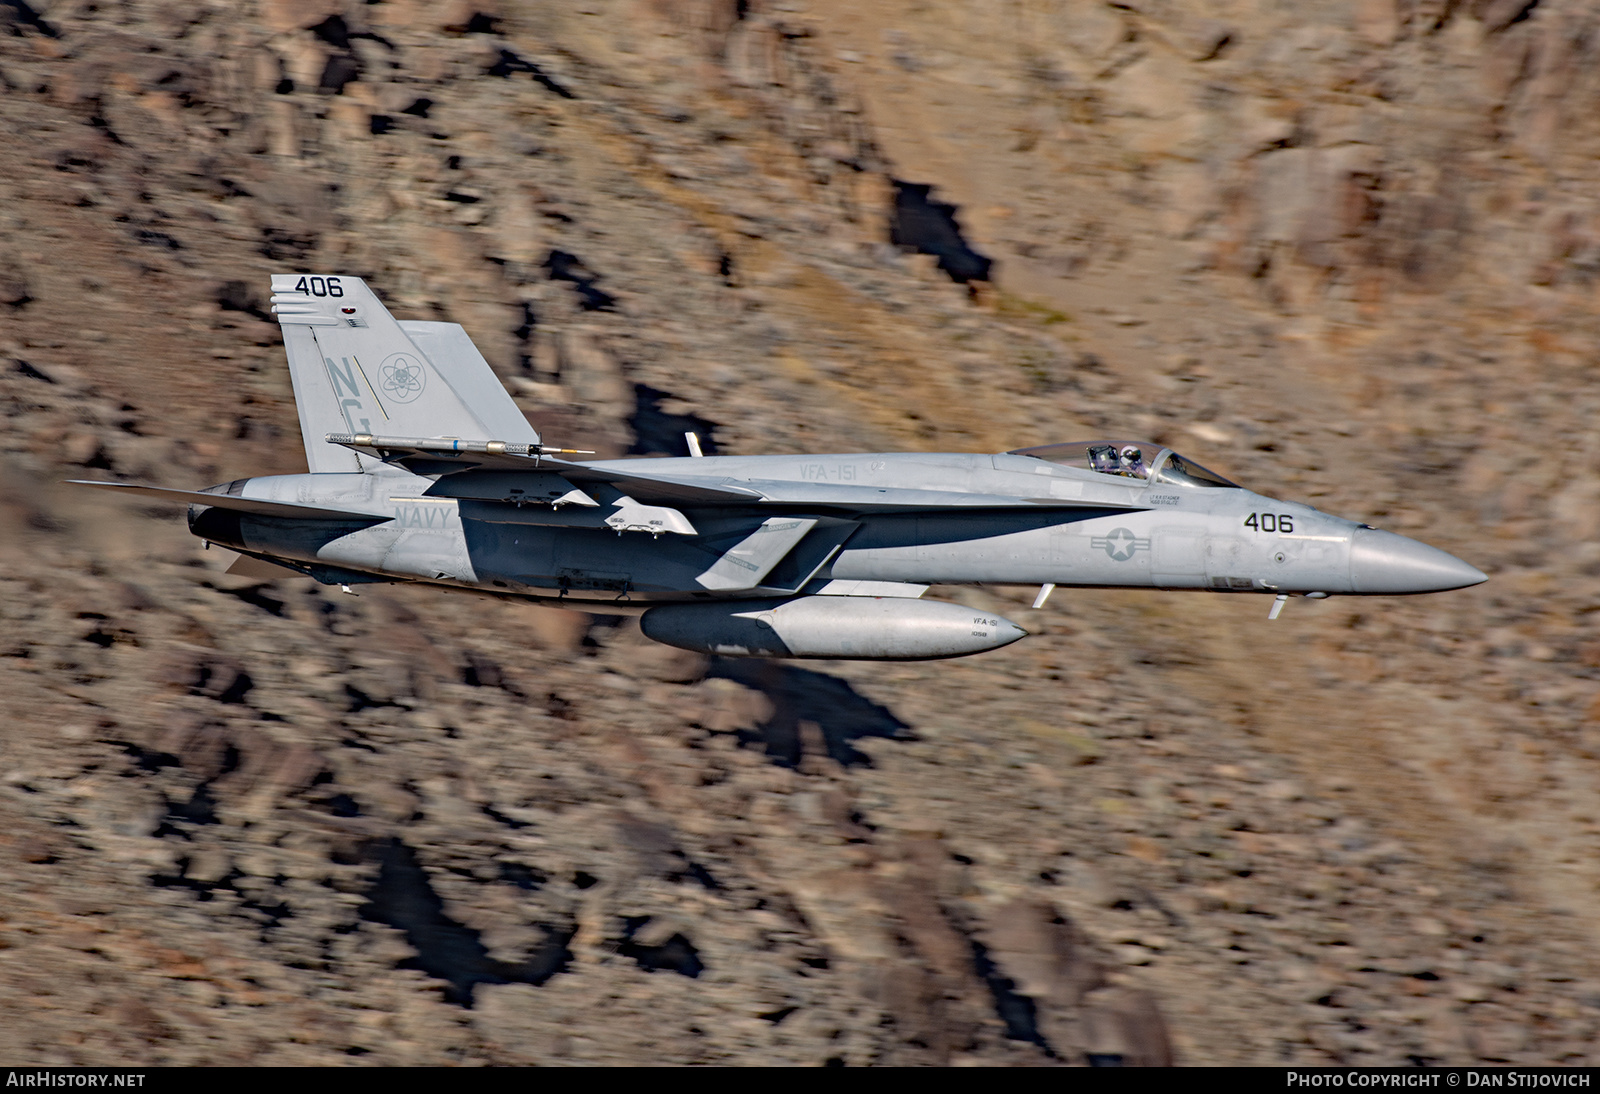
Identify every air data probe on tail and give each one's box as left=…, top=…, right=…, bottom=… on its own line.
left=74, top=274, right=1487, bottom=660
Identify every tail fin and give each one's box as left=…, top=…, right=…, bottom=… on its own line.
left=269, top=274, right=538, bottom=473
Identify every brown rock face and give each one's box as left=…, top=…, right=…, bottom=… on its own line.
left=2, top=0, right=1599, bottom=1068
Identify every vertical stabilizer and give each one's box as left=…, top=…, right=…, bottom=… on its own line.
left=270, top=274, right=539, bottom=473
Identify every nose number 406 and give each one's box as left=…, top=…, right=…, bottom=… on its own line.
left=1244, top=513, right=1294, bottom=533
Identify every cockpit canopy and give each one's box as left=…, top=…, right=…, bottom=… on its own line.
left=1008, top=440, right=1238, bottom=488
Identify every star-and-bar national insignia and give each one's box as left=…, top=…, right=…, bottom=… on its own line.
left=1091, top=527, right=1151, bottom=561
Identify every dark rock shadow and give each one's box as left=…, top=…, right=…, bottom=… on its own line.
left=150, top=861, right=292, bottom=941
left=486, top=48, right=575, bottom=98
left=708, top=659, right=912, bottom=768
left=628, top=384, right=719, bottom=457
left=969, top=937, right=1054, bottom=1055
left=360, top=838, right=572, bottom=1006
left=618, top=918, right=705, bottom=978
left=543, top=249, right=617, bottom=311
left=890, top=179, right=994, bottom=285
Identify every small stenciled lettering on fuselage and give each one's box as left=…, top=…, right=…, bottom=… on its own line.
left=1147, top=494, right=1180, bottom=506
left=801, top=463, right=858, bottom=482
left=394, top=502, right=456, bottom=529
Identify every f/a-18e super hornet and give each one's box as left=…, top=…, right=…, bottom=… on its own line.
left=75, top=274, right=1486, bottom=661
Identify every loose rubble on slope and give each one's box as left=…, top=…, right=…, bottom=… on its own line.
left=2, top=0, right=1599, bottom=1066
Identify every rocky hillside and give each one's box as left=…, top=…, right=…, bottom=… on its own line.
left=2, top=0, right=1598, bottom=1065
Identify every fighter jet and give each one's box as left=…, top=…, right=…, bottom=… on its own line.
left=73, top=274, right=1487, bottom=660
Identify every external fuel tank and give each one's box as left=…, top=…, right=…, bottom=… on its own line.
left=640, top=596, right=1026, bottom=660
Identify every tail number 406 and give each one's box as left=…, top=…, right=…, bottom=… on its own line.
left=1244, top=513, right=1294, bottom=533
left=293, top=276, right=344, bottom=298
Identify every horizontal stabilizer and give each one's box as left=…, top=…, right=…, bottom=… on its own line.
left=69, top=481, right=388, bottom=522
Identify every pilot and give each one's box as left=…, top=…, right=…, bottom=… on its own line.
left=1119, top=445, right=1146, bottom=478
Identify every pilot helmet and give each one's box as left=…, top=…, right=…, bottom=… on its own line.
left=1119, top=445, right=1142, bottom=463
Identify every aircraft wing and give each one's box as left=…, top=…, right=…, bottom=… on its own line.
left=727, top=480, right=1149, bottom=512
left=323, top=435, right=1149, bottom=512
left=325, top=435, right=763, bottom=505
left=446, top=462, right=1147, bottom=513
left=538, top=458, right=767, bottom=506
left=449, top=464, right=1147, bottom=513
left=68, top=481, right=390, bottom=522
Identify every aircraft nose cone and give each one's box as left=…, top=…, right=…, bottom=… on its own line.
left=1349, top=528, right=1488, bottom=594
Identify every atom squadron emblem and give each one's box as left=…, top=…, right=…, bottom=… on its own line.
left=1091, top=527, right=1151, bottom=562
left=379, top=352, right=427, bottom=404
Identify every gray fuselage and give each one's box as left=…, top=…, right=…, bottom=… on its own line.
left=188, top=450, right=1481, bottom=605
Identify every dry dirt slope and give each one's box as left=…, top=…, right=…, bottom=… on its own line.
left=1, top=0, right=1599, bottom=1066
